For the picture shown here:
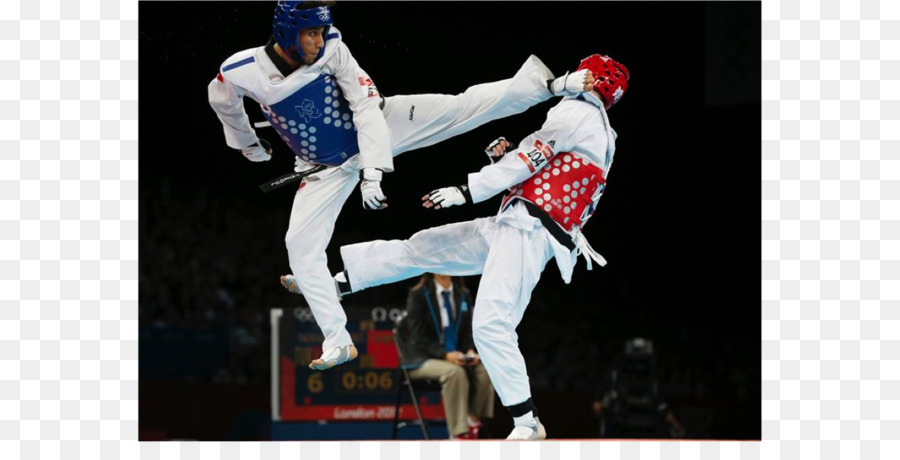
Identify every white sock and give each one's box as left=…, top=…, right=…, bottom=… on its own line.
left=512, top=411, right=536, bottom=428
left=467, top=415, right=480, bottom=427
left=335, top=271, right=347, bottom=283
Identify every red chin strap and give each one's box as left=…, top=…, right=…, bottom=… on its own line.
left=576, top=54, right=630, bottom=110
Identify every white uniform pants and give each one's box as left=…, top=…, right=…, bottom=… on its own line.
left=340, top=204, right=554, bottom=407
left=285, top=57, right=556, bottom=350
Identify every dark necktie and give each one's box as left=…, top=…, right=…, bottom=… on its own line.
left=442, top=290, right=457, bottom=352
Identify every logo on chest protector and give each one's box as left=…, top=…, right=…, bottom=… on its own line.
left=295, top=99, right=322, bottom=123
left=516, top=139, right=556, bottom=173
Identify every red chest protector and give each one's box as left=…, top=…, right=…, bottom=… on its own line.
left=501, top=151, right=606, bottom=232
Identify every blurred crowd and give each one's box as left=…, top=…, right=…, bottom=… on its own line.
left=139, top=180, right=281, bottom=384
left=139, top=179, right=755, bottom=437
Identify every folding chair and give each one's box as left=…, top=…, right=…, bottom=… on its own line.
left=391, top=316, right=444, bottom=440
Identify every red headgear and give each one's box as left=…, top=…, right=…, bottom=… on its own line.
left=576, top=54, right=630, bottom=110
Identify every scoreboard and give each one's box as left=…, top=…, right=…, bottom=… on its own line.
left=271, top=307, right=445, bottom=422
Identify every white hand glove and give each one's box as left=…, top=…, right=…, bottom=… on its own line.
left=241, top=138, right=272, bottom=162
left=360, top=168, right=387, bottom=210
left=422, top=185, right=471, bottom=210
left=484, top=136, right=511, bottom=163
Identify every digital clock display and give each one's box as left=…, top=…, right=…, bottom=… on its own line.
left=276, top=306, right=445, bottom=422
left=338, top=370, right=394, bottom=393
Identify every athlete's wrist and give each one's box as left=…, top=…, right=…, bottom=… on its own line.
left=360, top=168, right=383, bottom=182
left=458, top=184, right=473, bottom=204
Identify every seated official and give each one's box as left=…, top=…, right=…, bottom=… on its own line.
left=398, top=274, right=494, bottom=439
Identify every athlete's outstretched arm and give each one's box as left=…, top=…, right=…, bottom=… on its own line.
left=423, top=108, right=582, bottom=209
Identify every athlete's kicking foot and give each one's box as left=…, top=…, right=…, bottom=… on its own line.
left=547, top=68, right=595, bottom=96
left=506, top=417, right=547, bottom=440
left=280, top=274, right=302, bottom=294
left=282, top=273, right=350, bottom=302
left=309, top=344, right=359, bottom=370
left=279, top=274, right=357, bottom=370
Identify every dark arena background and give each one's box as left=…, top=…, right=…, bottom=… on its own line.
left=139, top=1, right=761, bottom=441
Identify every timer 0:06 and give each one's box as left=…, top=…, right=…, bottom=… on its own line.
left=341, top=371, right=394, bottom=391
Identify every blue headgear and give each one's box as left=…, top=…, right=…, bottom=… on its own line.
left=272, top=2, right=334, bottom=61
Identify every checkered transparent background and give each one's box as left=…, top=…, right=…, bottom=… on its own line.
left=1, top=0, right=896, bottom=458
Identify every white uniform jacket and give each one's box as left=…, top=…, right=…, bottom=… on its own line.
left=467, top=93, right=617, bottom=283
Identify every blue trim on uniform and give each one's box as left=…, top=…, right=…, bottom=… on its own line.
left=575, top=91, right=605, bottom=110
left=326, top=32, right=339, bottom=40
left=222, top=56, right=255, bottom=72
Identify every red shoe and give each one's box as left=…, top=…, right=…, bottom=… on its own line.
left=456, top=431, right=477, bottom=440
left=466, top=422, right=481, bottom=439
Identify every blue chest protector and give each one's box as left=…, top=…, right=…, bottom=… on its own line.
left=262, top=74, right=360, bottom=166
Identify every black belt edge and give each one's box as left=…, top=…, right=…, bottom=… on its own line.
left=520, top=200, right=577, bottom=251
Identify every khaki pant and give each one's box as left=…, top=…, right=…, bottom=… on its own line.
left=408, top=359, right=495, bottom=437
